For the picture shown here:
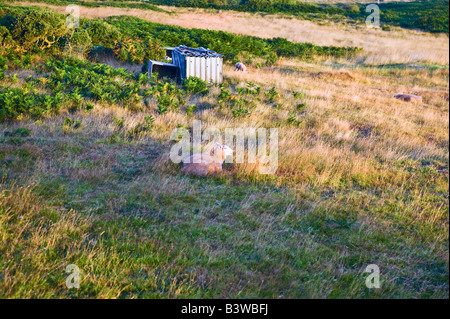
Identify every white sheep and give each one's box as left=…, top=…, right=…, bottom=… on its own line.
left=182, top=143, right=233, bottom=176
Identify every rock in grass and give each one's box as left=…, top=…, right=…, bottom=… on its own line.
left=393, top=94, right=422, bottom=103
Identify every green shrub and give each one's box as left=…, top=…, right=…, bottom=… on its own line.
left=292, top=91, right=305, bottom=99
left=113, top=117, right=124, bottom=129
left=127, top=115, right=154, bottom=138
left=185, top=104, right=197, bottom=115
left=244, top=82, right=260, bottom=95
left=66, top=29, right=92, bottom=54
left=218, top=86, right=231, bottom=102
left=287, top=114, right=301, bottom=126
left=0, top=87, right=62, bottom=122
left=85, top=102, right=94, bottom=112
left=73, top=119, right=82, bottom=129
left=4, top=127, right=31, bottom=137
left=1, top=9, right=68, bottom=51
left=63, top=117, right=81, bottom=129
left=10, top=73, right=18, bottom=83
left=157, top=103, right=169, bottom=115
left=84, top=20, right=121, bottom=49
left=0, top=56, right=7, bottom=71
left=265, top=86, right=279, bottom=103
left=183, top=76, right=209, bottom=95
left=43, top=58, right=144, bottom=109
left=0, top=25, right=13, bottom=52
left=63, top=117, right=73, bottom=126
left=231, top=108, right=249, bottom=118
left=296, top=102, right=306, bottom=111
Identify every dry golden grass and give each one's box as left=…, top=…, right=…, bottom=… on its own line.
left=7, top=60, right=446, bottom=190
left=15, top=1, right=450, bottom=65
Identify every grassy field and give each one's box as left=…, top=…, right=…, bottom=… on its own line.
left=0, top=2, right=448, bottom=298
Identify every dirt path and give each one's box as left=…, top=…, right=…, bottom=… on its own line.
left=14, top=1, right=450, bottom=64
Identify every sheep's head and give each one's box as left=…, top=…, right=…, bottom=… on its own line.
left=211, top=143, right=233, bottom=160
left=222, top=144, right=233, bottom=157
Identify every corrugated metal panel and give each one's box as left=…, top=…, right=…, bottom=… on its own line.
left=210, top=59, right=213, bottom=82
left=205, top=58, right=211, bottom=82
left=186, top=57, right=192, bottom=78
left=215, top=57, right=220, bottom=83
left=201, top=58, right=206, bottom=81
left=195, top=57, right=201, bottom=78
left=191, top=57, right=196, bottom=78
left=211, top=58, right=216, bottom=83
left=191, top=58, right=195, bottom=77
left=218, top=58, right=223, bottom=83
left=210, top=58, right=214, bottom=82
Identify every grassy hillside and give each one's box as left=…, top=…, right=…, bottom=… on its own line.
left=0, top=4, right=448, bottom=298
left=0, top=4, right=360, bottom=65
left=106, top=15, right=362, bottom=62
left=3, top=0, right=169, bottom=12
left=7, top=0, right=449, bottom=33
left=140, top=0, right=450, bottom=33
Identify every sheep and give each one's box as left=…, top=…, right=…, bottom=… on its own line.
left=182, top=143, right=233, bottom=176
left=234, top=62, right=247, bottom=72
left=393, top=94, right=422, bottom=103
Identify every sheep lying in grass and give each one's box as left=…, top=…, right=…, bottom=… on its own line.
left=182, top=143, right=233, bottom=176
left=234, top=62, right=247, bottom=72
